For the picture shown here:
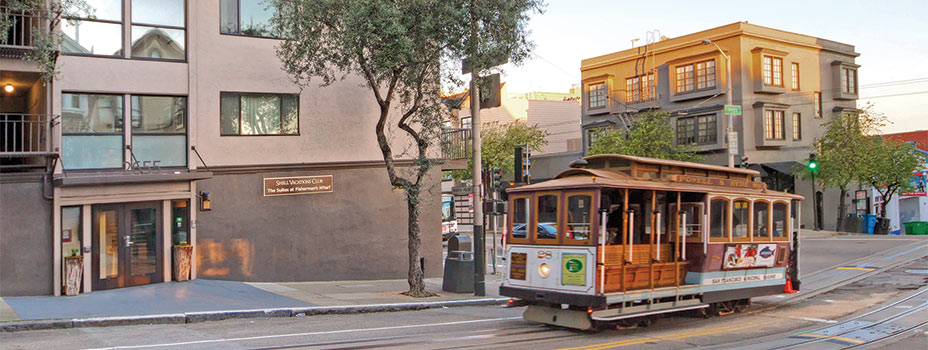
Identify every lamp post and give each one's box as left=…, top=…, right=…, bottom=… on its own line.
left=702, top=39, right=735, bottom=168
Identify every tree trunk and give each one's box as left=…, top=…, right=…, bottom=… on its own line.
left=836, top=186, right=847, bottom=232
left=402, top=193, right=435, bottom=297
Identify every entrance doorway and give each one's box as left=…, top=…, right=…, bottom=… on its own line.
left=92, top=202, right=163, bottom=290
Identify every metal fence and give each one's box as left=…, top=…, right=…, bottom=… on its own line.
left=441, top=128, right=472, bottom=160
left=1, top=6, right=39, bottom=49
left=0, top=114, right=58, bottom=157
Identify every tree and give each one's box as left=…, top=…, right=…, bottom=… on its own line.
left=269, top=0, right=542, bottom=297
left=588, top=111, right=701, bottom=162
left=860, top=137, right=927, bottom=218
left=450, top=120, right=548, bottom=180
left=0, top=0, right=92, bottom=83
left=809, top=105, right=887, bottom=231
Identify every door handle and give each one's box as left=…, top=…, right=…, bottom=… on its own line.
left=125, top=235, right=133, bottom=247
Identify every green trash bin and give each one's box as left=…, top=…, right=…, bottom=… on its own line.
left=903, top=221, right=928, bottom=235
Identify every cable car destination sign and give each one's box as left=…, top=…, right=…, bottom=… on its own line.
left=670, top=174, right=765, bottom=190
left=264, top=175, right=333, bottom=196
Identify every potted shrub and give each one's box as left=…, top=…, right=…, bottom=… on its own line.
left=63, top=249, right=83, bottom=296
left=173, top=241, right=193, bottom=281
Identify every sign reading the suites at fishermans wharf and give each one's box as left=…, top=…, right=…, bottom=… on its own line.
left=670, top=175, right=765, bottom=190
left=264, top=175, right=333, bottom=196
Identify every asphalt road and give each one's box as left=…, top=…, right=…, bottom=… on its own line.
left=3, top=235, right=926, bottom=350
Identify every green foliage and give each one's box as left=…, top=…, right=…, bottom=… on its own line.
left=269, top=0, right=542, bottom=296
left=860, top=137, right=927, bottom=218
left=588, top=111, right=701, bottom=162
left=450, top=121, right=548, bottom=180
left=805, top=103, right=888, bottom=190
left=0, top=0, right=93, bottom=83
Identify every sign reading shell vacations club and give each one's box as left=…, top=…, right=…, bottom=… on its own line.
left=264, top=175, right=334, bottom=197
left=670, top=175, right=765, bottom=190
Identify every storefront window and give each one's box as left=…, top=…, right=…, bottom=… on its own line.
left=732, top=200, right=750, bottom=239
left=171, top=200, right=189, bottom=245
left=62, top=207, right=82, bottom=258
left=710, top=198, right=728, bottom=239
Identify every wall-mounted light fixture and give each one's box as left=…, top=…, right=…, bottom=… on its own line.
left=3, top=84, right=13, bottom=93
left=198, top=191, right=211, bottom=211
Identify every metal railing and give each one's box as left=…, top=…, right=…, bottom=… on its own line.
left=0, top=114, right=58, bottom=157
left=441, top=128, right=472, bottom=160
left=1, top=6, right=40, bottom=51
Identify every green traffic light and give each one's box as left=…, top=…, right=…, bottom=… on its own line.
left=808, top=162, right=817, bottom=169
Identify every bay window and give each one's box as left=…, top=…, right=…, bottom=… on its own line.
left=762, top=56, right=783, bottom=87
left=764, top=110, right=785, bottom=140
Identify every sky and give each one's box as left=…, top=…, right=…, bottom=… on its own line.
left=492, top=0, right=928, bottom=134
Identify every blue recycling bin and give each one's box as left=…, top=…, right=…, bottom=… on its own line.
left=864, top=214, right=877, bottom=234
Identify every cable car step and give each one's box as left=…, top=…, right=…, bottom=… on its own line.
left=591, top=300, right=708, bottom=321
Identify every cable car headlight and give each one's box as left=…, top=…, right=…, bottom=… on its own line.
left=538, top=263, right=551, bottom=278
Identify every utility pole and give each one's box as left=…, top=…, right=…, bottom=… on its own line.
left=470, top=71, right=486, bottom=297
left=703, top=39, right=737, bottom=168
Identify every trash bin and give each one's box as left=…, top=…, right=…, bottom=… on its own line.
left=903, top=221, right=928, bottom=235
left=874, top=217, right=890, bottom=235
left=864, top=214, right=877, bottom=235
left=442, top=235, right=474, bottom=293
left=844, top=214, right=862, bottom=233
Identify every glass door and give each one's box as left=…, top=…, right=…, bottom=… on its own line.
left=91, top=202, right=163, bottom=290
left=125, top=202, right=162, bottom=286
left=92, top=204, right=124, bottom=290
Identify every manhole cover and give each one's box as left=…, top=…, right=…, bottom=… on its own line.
left=904, top=269, right=928, bottom=274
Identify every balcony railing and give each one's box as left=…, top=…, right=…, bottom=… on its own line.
left=441, top=128, right=472, bottom=160
left=1, top=114, right=58, bottom=157
left=1, top=6, right=40, bottom=57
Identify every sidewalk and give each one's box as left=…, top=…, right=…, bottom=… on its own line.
left=0, top=274, right=505, bottom=331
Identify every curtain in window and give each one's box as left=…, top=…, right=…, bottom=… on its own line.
left=241, top=94, right=281, bottom=135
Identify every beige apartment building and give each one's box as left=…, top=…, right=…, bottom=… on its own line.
left=579, top=22, right=860, bottom=231
left=0, top=0, right=440, bottom=296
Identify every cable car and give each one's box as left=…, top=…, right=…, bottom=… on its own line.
left=500, top=154, right=803, bottom=330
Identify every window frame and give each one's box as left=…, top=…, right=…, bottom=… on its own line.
left=625, top=72, right=655, bottom=104
left=792, top=112, right=802, bottom=140
left=129, top=0, right=188, bottom=62
left=587, top=82, right=607, bottom=110
left=533, top=191, right=562, bottom=245
left=60, top=92, right=127, bottom=171
left=790, top=62, right=800, bottom=90
left=219, top=91, right=301, bottom=136
left=61, top=0, right=126, bottom=58
left=676, top=114, right=718, bottom=146
left=762, top=55, right=784, bottom=87
left=219, top=0, right=282, bottom=39
left=675, top=59, right=717, bottom=94
left=562, top=190, right=596, bottom=246
left=731, top=198, right=752, bottom=242
left=814, top=92, right=822, bottom=118
left=841, top=67, right=858, bottom=94
left=771, top=201, right=790, bottom=241
left=708, top=197, right=731, bottom=243
left=752, top=199, right=772, bottom=241
left=670, top=202, right=704, bottom=242
left=508, top=194, right=532, bottom=245
left=764, top=110, right=786, bottom=141
left=129, top=94, right=189, bottom=168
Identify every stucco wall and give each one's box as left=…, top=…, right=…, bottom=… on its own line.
left=194, top=164, right=443, bottom=282
left=0, top=177, right=53, bottom=296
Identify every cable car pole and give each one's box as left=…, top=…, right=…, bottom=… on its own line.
left=471, top=72, right=486, bottom=296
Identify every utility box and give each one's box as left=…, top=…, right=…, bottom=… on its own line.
left=443, top=235, right=474, bottom=293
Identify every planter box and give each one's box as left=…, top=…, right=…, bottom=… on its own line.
left=64, top=256, right=83, bottom=296
left=173, top=245, right=193, bottom=281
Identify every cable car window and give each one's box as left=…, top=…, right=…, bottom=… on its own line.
left=710, top=198, right=729, bottom=239
left=566, top=194, right=592, bottom=241
left=537, top=194, right=559, bottom=240
left=733, top=199, right=750, bottom=239
left=512, top=197, right=529, bottom=239
left=773, top=202, right=787, bottom=238
left=754, top=201, right=769, bottom=240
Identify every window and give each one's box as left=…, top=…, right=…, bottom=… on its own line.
left=62, top=0, right=123, bottom=56
left=220, top=92, right=299, bottom=135
left=814, top=92, right=822, bottom=118
left=732, top=200, right=750, bottom=240
left=676, top=59, right=716, bottom=93
left=61, top=206, right=82, bottom=262
left=625, top=73, right=655, bottom=104
left=586, top=127, right=608, bottom=149
left=676, top=114, right=717, bottom=146
left=221, top=0, right=278, bottom=37
left=460, top=117, right=472, bottom=130
left=131, top=0, right=186, bottom=60
left=536, top=193, right=559, bottom=241
left=587, top=83, right=606, bottom=110
left=764, top=110, right=785, bottom=140
left=511, top=197, right=529, bottom=240
left=130, top=95, right=187, bottom=167
left=772, top=202, right=788, bottom=239
left=566, top=194, right=592, bottom=241
left=709, top=198, right=729, bottom=240
left=61, top=93, right=124, bottom=169
left=791, top=63, right=799, bottom=90
left=762, top=56, right=783, bottom=87
left=841, top=67, right=857, bottom=94
left=792, top=113, right=801, bottom=140
left=753, top=201, right=769, bottom=240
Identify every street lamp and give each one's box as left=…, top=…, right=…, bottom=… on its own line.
left=702, top=39, right=735, bottom=168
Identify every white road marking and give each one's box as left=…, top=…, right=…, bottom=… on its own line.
left=790, top=316, right=838, bottom=323
left=81, top=316, right=523, bottom=350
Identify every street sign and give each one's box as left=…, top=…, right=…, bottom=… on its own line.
left=724, top=105, right=742, bottom=116
left=728, top=131, right=739, bottom=155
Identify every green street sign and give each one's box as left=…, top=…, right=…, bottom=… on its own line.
left=724, top=105, right=742, bottom=116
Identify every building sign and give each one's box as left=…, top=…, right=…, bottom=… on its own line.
left=723, top=244, right=777, bottom=269
left=670, top=175, right=765, bottom=190
left=901, top=171, right=927, bottom=197
left=263, top=175, right=333, bottom=197
left=561, top=253, right=586, bottom=286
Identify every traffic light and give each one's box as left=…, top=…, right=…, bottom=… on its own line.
left=491, top=167, right=502, bottom=190
left=521, top=147, right=532, bottom=181
left=739, top=156, right=749, bottom=169
left=807, top=153, right=818, bottom=173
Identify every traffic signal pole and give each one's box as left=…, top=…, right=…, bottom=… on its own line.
left=470, top=74, right=486, bottom=297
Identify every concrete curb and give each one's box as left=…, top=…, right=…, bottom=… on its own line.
left=0, top=297, right=510, bottom=332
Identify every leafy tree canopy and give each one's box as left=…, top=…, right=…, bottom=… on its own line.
left=450, top=120, right=548, bottom=180
left=588, top=111, right=701, bottom=162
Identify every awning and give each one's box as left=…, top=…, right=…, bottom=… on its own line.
left=761, top=161, right=800, bottom=175
left=747, top=164, right=768, bottom=177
